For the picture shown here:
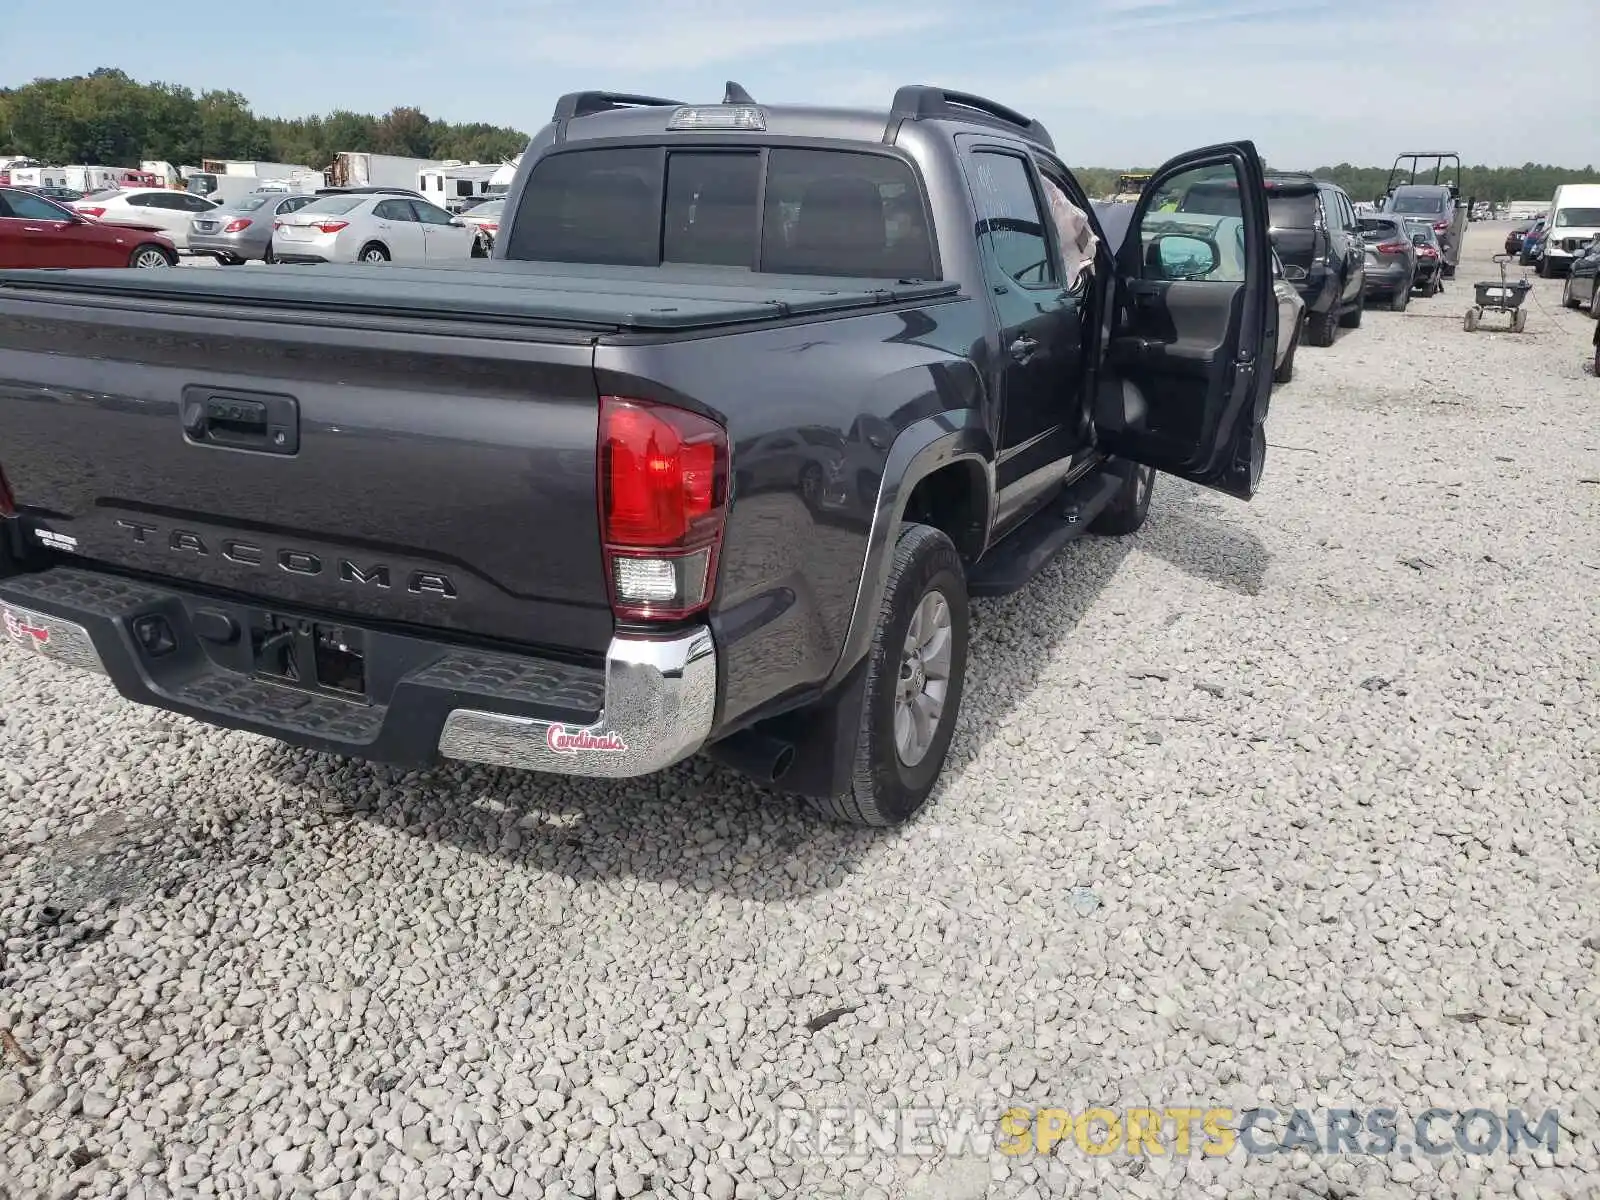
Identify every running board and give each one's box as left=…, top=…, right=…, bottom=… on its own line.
left=967, top=468, right=1124, bottom=597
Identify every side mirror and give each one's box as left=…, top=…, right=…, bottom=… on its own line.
left=448, top=217, right=465, bottom=228
left=1145, top=233, right=1218, bottom=280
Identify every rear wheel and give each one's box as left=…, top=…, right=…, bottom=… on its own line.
left=1306, top=306, right=1338, bottom=347
left=1390, top=283, right=1410, bottom=312
left=1539, top=255, right=1557, bottom=279
left=1590, top=288, right=1600, bottom=319
left=263, top=243, right=277, bottom=265
left=1562, top=277, right=1579, bottom=308
left=807, top=523, right=968, bottom=827
left=129, top=245, right=174, bottom=268
left=1089, top=460, right=1156, bottom=536
left=1339, top=292, right=1364, bottom=329
left=358, top=243, right=390, bottom=264
left=1442, top=262, right=1456, bottom=279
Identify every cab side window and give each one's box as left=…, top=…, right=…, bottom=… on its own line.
left=1137, top=164, right=1247, bottom=284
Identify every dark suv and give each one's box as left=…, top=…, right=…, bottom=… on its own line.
left=1176, top=171, right=1362, bottom=347
left=1260, top=174, right=1364, bottom=346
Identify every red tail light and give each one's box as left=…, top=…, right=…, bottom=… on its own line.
left=312, top=220, right=349, bottom=234
left=1433, top=220, right=1449, bottom=232
left=1375, top=241, right=1409, bottom=254
left=222, top=218, right=252, bottom=233
left=481, top=222, right=498, bottom=233
left=598, top=397, right=728, bottom=620
left=0, top=463, right=14, bottom=518
left=77, top=207, right=105, bottom=218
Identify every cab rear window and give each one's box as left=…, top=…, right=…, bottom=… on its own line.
left=505, top=146, right=938, bottom=279
left=1266, top=193, right=1317, bottom=229
left=1390, top=191, right=1445, bottom=215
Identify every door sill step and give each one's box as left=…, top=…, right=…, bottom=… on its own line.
left=968, top=468, right=1123, bottom=596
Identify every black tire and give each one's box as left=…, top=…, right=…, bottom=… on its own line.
left=1273, top=321, right=1299, bottom=384
left=263, top=243, right=277, bottom=265
left=1590, top=287, right=1600, bottom=319
left=128, top=244, right=174, bottom=269
left=1306, top=306, right=1337, bottom=347
left=1431, top=274, right=1444, bottom=297
left=1442, top=262, right=1456, bottom=279
left=1539, top=255, right=1557, bottom=279
left=1090, top=460, right=1156, bottom=535
left=806, top=524, right=969, bottom=827
left=358, top=243, right=390, bottom=264
left=1390, top=283, right=1410, bottom=312
left=471, top=235, right=490, bottom=259
left=1339, top=292, right=1364, bottom=329
left=216, top=254, right=244, bottom=266
left=1562, top=277, right=1579, bottom=308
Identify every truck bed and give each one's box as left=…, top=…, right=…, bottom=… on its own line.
left=0, top=261, right=960, bottom=333
left=0, top=262, right=959, bottom=659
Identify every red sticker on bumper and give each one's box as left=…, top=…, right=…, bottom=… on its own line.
left=545, top=724, right=627, bottom=754
left=3, top=609, right=50, bottom=646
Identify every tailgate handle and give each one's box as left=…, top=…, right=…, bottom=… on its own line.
left=182, top=387, right=300, bottom=455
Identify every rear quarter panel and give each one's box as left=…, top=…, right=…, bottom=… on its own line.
left=596, top=297, right=990, bottom=728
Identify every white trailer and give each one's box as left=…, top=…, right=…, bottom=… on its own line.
left=60, top=165, right=124, bottom=193
left=330, top=152, right=445, bottom=191
left=6, top=165, right=72, bottom=190
left=200, top=159, right=315, bottom=179
left=486, top=156, right=522, bottom=195
left=418, top=162, right=501, bottom=211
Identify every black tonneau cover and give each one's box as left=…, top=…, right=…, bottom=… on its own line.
left=0, top=261, right=961, bottom=332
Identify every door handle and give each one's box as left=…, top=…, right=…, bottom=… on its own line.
left=1008, top=334, right=1040, bottom=363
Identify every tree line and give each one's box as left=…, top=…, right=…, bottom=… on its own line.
left=2, top=69, right=1595, bottom=205
left=1073, top=162, right=1598, bottom=206
left=0, top=69, right=529, bottom=170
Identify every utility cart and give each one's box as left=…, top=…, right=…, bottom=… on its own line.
left=1464, top=255, right=1532, bottom=332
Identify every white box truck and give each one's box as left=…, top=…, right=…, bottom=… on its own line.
left=330, top=152, right=445, bottom=191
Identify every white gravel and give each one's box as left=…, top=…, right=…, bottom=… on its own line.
left=3, top=224, right=1598, bottom=1200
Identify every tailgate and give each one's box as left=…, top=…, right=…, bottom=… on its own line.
left=0, top=292, right=613, bottom=655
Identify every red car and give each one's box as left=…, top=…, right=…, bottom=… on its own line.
left=0, top=186, right=177, bottom=269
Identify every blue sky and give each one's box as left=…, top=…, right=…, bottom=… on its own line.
left=3, top=0, right=1592, bottom=167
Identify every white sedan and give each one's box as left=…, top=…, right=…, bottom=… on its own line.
left=270, top=193, right=482, bottom=265
left=72, top=187, right=220, bottom=250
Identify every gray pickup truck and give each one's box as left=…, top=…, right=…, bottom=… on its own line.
left=0, top=83, right=1277, bottom=826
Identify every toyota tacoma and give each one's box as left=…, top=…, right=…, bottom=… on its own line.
left=0, top=83, right=1277, bottom=825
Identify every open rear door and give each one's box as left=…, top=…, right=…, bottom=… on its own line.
left=1095, top=141, right=1275, bottom=500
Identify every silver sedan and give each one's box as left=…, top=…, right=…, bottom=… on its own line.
left=188, top=192, right=318, bottom=264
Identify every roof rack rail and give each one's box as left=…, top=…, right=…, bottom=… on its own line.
left=550, top=91, right=685, bottom=123
left=884, top=85, right=1054, bottom=151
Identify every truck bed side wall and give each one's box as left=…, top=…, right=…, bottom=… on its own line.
left=596, top=299, right=991, bottom=733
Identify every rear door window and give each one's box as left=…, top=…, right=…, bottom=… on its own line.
left=967, top=151, right=1055, bottom=288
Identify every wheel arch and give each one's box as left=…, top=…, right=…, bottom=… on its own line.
left=826, top=410, right=994, bottom=691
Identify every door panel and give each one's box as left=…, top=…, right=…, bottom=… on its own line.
left=959, top=142, right=1088, bottom=527
left=0, top=218, right=42, bottom=268
left=1096, top=142, right=1274, bottom=500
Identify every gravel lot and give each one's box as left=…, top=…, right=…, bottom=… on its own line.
left=2, top=223, right=1597, bottom=1200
